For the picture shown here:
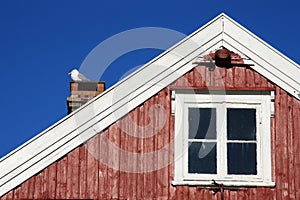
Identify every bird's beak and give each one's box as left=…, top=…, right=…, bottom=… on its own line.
left=68, top=72, right=71, bottom=75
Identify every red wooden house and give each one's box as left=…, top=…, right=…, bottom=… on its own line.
left=1, top=13, right=300, bottom=199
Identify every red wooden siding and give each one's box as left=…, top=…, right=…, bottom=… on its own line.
left=171, top=65, right=275, bottom=90
left=1, top=66, right=300, bottom=199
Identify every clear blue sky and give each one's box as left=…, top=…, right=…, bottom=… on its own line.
left=0, top=0, right=299, bottom=158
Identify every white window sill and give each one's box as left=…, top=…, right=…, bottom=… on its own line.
left=171, top=180, right=275, bottom=187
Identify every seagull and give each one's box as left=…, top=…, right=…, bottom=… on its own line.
left=68, top=69, right=90, bottom=81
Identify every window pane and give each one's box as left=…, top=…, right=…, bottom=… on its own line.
left=227, top=108, right=256, bottom=140
left=188, top=108, right=216, bottom=139
left=188, top=142, right=217, bottom=174
left=227, top=143, right=257, bottom=175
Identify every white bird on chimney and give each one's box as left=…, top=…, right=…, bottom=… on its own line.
left=68, top=69, right=90, bottom=81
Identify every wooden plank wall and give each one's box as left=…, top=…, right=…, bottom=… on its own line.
left=1, top=66, right=300, bottom=199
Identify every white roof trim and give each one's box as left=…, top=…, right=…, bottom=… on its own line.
left=1, top=13, right=299, bottom=197
left=222, top=15, right=300, bottom=98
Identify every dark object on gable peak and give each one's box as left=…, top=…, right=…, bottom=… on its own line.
left=193, top=47, right=254, bottom=71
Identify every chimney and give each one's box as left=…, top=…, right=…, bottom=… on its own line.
left=67, top=81, right=105, bottom=114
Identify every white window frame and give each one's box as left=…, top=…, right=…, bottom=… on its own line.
left=173, top=92, right=274, bottom=187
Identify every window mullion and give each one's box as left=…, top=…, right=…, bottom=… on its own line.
left=256, top=105, right=262, bottom=177
left=223, top=104, right=228, bottom=177
left=217, top=104, right=226, bottom=178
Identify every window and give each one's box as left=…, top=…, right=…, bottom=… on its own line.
left=173, top=92, right=274, bottom=186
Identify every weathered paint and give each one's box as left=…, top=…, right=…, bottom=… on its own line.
left=1, top=65, right=299, bottom=199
